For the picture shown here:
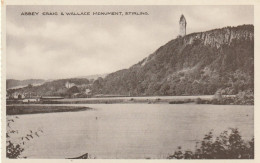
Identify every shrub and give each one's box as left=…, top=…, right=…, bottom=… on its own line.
left=195, top=98, right=202, bottom=104
left=211, top=99, right=220, bottom=105
left=167, top=128, right=254, bottom=159
left=6, top=117, right=43, bottom=158
left=169, top=100, right=185, bottom=104
left=234, top=90, right=254, bottom=105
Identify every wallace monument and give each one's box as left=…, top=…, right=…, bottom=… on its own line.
left=179, top=14, right=187, bottom=36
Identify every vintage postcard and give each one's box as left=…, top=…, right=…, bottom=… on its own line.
left=1, top=0, right=259, bottom=162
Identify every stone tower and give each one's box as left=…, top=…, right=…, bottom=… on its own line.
left=179, top=14, right=187, bottom=37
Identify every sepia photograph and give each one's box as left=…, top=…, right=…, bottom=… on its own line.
left=3, top=5, right=254, bottom=160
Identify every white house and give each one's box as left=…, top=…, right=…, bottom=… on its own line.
left=12, top=92, right=25, bottom=99
left=22, top=98, right=40, bottom=103
left=65, top=82, right=76, bottom=88
left=85, top=89, right=91, bottom=95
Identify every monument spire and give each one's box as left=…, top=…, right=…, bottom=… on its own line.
left=179, top=14, right=187, bottom=37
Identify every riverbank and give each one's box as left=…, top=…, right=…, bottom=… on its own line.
left=6, top=105, right=92, bottom=115
left=32, top=95, right=251, bottom=105
left=6, top=94, right=253, bottom=105
left=6, top=95, right=214, bottom=105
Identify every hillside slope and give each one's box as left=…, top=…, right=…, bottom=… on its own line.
left=92, top=25, right=254, bottom=96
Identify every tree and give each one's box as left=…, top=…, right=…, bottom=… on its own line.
left=27, top=84, right=33, bottom=88
left=6, top=117, right=43, bottom=158
left=67, top=86, right=80, bottom=94
left=167, top=128, right=254, bottom=159
left=17, top=94, right=22, bottom=99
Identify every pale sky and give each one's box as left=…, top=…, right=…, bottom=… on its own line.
left=6, top=5, right=253, bottom=80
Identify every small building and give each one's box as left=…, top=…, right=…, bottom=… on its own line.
left=22, top=97, right=40, bottom=103
left=65, top=82, right=76, bottom=89
left=24, top=92, right=37, bottom=98
left=85, top=89, right=91, bottom=95
left=12, top=92, right=25, bottom=99
left=214, top=90, right=223, bottom=100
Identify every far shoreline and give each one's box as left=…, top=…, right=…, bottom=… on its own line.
left=6, top=95, right=253, bottom=106
left=6, top=105, right=92, bottom=115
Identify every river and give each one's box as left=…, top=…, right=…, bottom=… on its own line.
left=7, top=104, right=253, bottom=159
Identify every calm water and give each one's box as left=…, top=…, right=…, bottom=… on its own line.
left=8, top=104, right=253, bottom=159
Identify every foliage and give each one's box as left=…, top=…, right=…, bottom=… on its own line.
left=6, top=117, right=23, bottom=158
left=167, top=128, right=254, bottom=159
left=27, top=84, right=33, bottom=88
left=6, top=141, right=24, bottom=159
left=67, top=86, right=80, bottom=94
left=6, top=117, right=43, bottom=158
left=234, top=89, right=254, bottom=105
left=210, top=89, right=253, bottom=105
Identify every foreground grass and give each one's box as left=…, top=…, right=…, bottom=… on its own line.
left=6, top=105, right=92, bottom=115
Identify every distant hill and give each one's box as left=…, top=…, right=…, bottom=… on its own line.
left=91, top=25, right=254, bottom=96
left=6, top=79, right=45, bottom=89
left=7, top=78, right=90, bottom=97
left=76, top=74, right=108, bottom=80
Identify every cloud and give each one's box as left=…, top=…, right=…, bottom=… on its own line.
left=6, top=5, right=253, bottom=80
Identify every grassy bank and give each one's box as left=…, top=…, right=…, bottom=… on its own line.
left=6, top=105, right=92, bottom=115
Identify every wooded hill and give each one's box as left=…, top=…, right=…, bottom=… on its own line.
left=92, top=25, right=254, bottom=96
